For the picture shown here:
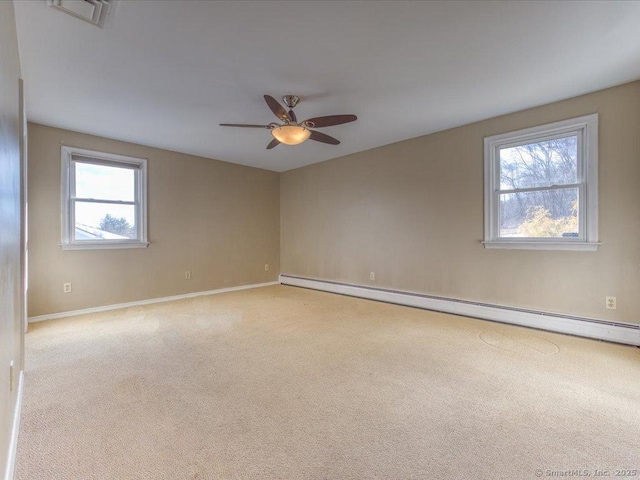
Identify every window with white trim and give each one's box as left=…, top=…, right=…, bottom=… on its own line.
left=483, top=114, right=599, bottom=251
left=61, top=146, right=148, bottom=250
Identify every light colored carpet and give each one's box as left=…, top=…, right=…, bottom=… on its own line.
left=16, top=285, right=640, bottom=479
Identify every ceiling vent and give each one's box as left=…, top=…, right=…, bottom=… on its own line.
left=47, top=0, right=113, bottom=28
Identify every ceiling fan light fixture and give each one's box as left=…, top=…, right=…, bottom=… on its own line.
left=271, top=125, right=311, bottom=145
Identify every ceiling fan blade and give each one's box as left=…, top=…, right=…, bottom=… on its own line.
left=303, top=114, right=357, bottom=128
left=220, top=123, right=270, bottom=128
left=309, top=130, right=340, bottom=145
left=266, top=138, right=280, bottom=149
left=264, top=95, right=291, bottom=123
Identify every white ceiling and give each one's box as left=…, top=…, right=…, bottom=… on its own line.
left=14, top=0, right=640, bottom=172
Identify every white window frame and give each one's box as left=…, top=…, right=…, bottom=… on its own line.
left=483, top=114, right=599, bottom=251
left=61, top=146, right=149, bottom=250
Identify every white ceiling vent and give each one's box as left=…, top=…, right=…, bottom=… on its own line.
left=47, top=0, right=113, bottom=28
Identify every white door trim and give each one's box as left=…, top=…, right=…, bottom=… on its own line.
left=4, top=371, right=24, bottom=480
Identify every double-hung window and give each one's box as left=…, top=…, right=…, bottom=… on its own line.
left=61, top=146, right=148, bottom=250
left=483, top=114, right=599, bottom=251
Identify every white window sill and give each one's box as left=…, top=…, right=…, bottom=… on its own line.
left=482, top=241, right=600, bottom=251
left=60, top=242, right=149, bottom=251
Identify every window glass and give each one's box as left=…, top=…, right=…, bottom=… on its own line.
left=499, top=135, right=578, bottom=190
left=74, top=202, right=137, bottom=240
left=75, top=161, right=135, bottom=201
left=499, top=188, right=578, bottom=238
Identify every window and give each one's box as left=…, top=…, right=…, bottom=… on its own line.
left=61, top=146, right=148, bottom=250
left=483, top=114, right=598, bottom=251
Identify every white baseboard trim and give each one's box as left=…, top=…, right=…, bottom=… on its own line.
left=28, top=281, right=280, bottom=323
left=4, top=371, right=24, bottom=480
left=279, top=274, right=640, bottom=347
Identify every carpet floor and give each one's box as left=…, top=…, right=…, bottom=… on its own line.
left=16, top=285, right=640, bottom=479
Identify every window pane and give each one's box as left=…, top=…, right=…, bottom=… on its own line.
left=499, top=135, right=578, bottom=190
left=75, top=161, right=135, bottom=201
left=499, top=188, right=578, bottom=238
left=74, top=202, right=137, bottom=240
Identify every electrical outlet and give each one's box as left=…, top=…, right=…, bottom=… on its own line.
left=63, top=282, right=72, bottom=293
left=185, top=271, right=191, bottom=280
left=370, top=272, right=375, bottom=281
left=606, top=296, right=617, bottom=310
left=264, top=264, right=269, bottom=271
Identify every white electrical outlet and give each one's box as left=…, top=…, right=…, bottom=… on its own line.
left=185, top=271, right=191, bottom=279
left=370, top=272, right=375, bottom=281
left=606, top=296, right=617, bottom=310
left=63, top=282, right=72, bottom=293
left=265, top=264, right=269, bottom=271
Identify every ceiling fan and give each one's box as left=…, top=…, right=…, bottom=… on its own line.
left=220, top=95, right=357, bottom=149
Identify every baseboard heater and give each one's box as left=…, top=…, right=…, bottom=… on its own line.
left=279, top=274, right=640, bottom=347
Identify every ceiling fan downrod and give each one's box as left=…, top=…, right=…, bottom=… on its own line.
left=282, top=95, right=300, bottom=124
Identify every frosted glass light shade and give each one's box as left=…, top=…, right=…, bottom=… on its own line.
left=271, top=125, right=311, bottom=145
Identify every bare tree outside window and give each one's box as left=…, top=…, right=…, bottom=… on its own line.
left=498, top=135, right=579, bottom=238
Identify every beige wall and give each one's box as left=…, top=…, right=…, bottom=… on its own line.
left=0, top=1, right=23, bottom=476
left=281, top=81, right=640, bottom=324
left=28, top=123, right=280, bottom=317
